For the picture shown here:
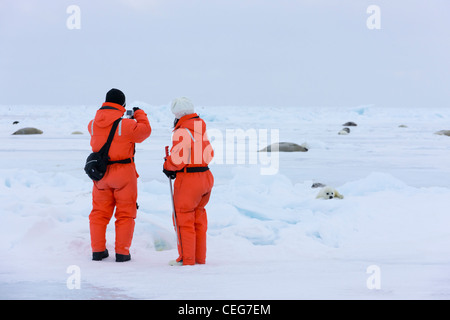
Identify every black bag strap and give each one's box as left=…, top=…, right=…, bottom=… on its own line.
left=98, top=118, right=122, bottom=156
left=108, top=158, right=133, bottom=165
left=100, top=106, right=120, bottom=111
left=176, top=166, right=209, bottom=173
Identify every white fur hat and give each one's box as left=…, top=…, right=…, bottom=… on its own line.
left=171, top=97, right=195, bottom=118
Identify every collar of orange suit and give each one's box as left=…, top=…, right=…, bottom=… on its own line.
left=101, top=102, right=126, bottom=113
left=173, top=113, right=199, bottom=131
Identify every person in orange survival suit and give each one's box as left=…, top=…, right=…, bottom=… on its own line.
left=163, top=97, right=214, bottom=266
left=88, top=88, right=151, bottom=262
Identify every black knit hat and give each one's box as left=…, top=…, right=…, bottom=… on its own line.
left=105, top=88, right=126, bottom=107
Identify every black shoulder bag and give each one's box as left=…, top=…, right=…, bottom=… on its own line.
left=84, top=118, right=122, bottom=181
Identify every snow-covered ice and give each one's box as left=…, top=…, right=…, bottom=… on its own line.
left=1, top=104, right=450, bottom=299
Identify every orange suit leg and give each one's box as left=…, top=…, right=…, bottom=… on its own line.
left=90, top=185, right=115, bottom=253
left=173, top=171, right=213, bottom=265
left=112, top=173, right=137, bottom=255
left=89, top=164, right=138, bottom=255
left=194, top=191, right=211, bottom=264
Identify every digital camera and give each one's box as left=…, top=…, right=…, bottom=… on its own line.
left=125, top=109, right=134, bottom=119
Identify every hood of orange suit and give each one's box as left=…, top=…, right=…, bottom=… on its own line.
left=174, top=113, right=206, bottom=135
left=94, top=102, right=126, bottom=128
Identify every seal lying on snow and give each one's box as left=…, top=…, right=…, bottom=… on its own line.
left=259, top=142, right=308, bottom=152
left=316, top=186, right=344, bottom=200
left=435, top=130, right=450, bottom=136
left=338, top=127, right=350, bottom=135
left=12, top=127, right=43, bottom=135
left=311, top=182, right=326, bottom=188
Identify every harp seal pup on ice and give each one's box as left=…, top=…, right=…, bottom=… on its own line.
left=316, top=186, right=344, bottom=200
left=338, top=127, right=350, bottom=135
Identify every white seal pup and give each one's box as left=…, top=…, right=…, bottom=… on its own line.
left=316, top=186, right=344, bottom=200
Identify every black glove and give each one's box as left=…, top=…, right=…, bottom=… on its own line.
left=163, top=168, right=177, bottom=180
left=133, top=107, right=140, bottom=112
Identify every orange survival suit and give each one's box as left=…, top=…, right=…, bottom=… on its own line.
left=163, top=113, right=214, bottom=265
left=88, top=102, right=151, bottom=257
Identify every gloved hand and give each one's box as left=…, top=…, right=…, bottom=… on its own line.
left=133, top=107, right=140, bottom=112
left=163, top=168, right=177, bottom=180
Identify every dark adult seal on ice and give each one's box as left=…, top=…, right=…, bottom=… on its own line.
left=435, top=130, right=450, bottom=136
left=311, top=182, right=326, bottom=188
left=12, top=127, right=43, bottom=135
left=259, top=142, right=308, bottom=152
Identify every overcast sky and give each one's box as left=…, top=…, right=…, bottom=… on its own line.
left=0, top=0, right=449, bottom=108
